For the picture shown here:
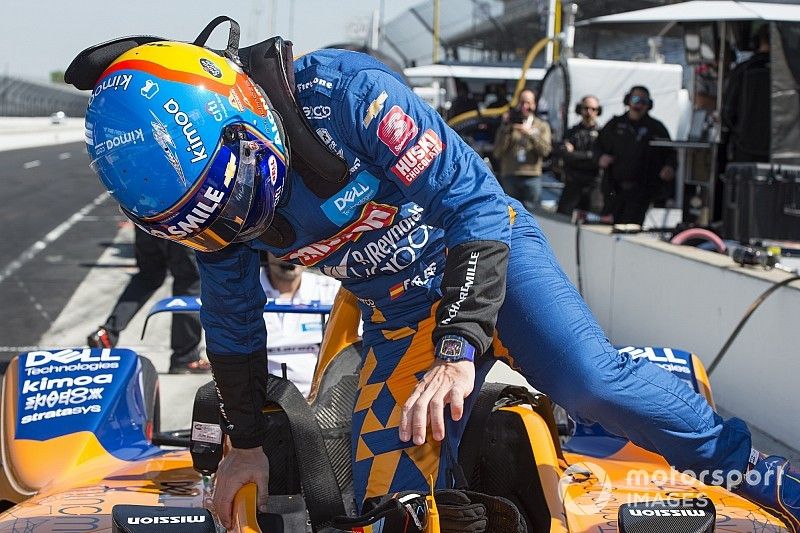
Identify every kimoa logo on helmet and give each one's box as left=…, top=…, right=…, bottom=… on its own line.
left=88, top=74, right=132, bottom=106
left=163, top=98, right=207, bottom=164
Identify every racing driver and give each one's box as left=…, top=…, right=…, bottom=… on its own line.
left=77, top=37, right=799, bottom=532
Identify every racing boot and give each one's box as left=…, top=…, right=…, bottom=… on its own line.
left=86, top=326, right=118, bottom=349
left=736, top=451, right=800, bottom=532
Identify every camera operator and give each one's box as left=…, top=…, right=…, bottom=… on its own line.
left=492, top=89, right=552, bottom=213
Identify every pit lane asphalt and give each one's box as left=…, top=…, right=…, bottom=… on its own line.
left=0, top=141, right=210, bottom=430
left=0, top=142, right=118, bottom=361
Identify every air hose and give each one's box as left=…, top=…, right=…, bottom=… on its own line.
left=706, top=273, right=800, bottom=376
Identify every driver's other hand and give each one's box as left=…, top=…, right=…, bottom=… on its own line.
left=399, top=359, right=475, bottom=445
left=211, top=446, right=269, bottom=530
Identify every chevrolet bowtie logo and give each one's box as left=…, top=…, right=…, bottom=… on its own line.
left=363, top=91, right=389, bottom=128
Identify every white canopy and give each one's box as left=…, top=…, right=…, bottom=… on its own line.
left=578, top=1, right=800, bottom=26
left=404, top=64, right=546, bottom=82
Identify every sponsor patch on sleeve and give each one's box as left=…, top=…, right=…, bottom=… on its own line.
left=390, top=129, right=445, bottom=185
left=377, top=105, right=418, bottom=155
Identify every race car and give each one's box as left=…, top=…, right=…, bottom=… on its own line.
left=0, top=289, right=789, bottom=532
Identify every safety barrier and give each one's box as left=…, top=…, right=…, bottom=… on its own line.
left=0, top=76, right=88, bottom=118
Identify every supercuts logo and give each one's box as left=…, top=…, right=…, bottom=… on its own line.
left=163, top=98, right=207, bottom=164
left=391, top=129, right=445, bottom=185
left=282, top=202, right=398, bottom=266
left=25, top=349, right=120, bottom=368
left=148, top=184, right=228, bottom=239
left=88, top=74, right=131, bottom=106
left=378, top=106, right=418, bottom=155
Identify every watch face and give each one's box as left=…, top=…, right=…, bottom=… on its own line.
left=440, top=338, right=464, bottom=358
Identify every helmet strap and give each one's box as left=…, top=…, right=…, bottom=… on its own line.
left=193, top=15, right=242, bottom=66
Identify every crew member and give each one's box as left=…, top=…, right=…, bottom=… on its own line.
left=597, top=86, right=677, bottom=225
left=259, top=252, right=340, bottom=397
left=557, top=95, right=603, bottom=216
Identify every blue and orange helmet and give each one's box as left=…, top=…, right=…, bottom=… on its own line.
left=85, top=41, right=288, bottom=252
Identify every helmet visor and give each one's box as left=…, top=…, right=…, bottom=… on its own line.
left=121, top=124, right=282, bottom=252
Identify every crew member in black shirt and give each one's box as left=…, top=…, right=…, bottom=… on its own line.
left=596, top=86, right=677, bottom=225
left=557, top=95, right=603, bottom=216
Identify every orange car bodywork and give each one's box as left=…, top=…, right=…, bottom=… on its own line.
left=0, top=289, right=788, bottom=531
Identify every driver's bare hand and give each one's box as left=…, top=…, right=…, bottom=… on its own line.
left=211, top=446, right=269, bottom=530
left=399, top=359, right=475, bottom=445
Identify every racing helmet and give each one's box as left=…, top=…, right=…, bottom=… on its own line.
left=85, top=41, right=288, bottom=252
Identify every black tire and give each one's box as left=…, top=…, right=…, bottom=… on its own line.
left=138, top=355, right=160, bottom=437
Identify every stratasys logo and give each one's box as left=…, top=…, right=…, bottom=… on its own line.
left=127, top=515, right=206, bottom=524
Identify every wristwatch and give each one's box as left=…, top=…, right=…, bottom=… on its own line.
left=434, top=335, right=476, bottom=363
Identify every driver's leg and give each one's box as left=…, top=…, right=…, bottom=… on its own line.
left=351, top=311, right=481, bottom=510
left=495, top=212, right=750, bottom=475
left=494, top=211, right=800, bottom=531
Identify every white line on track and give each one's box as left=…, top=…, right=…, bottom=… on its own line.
left=58, top=152, right=71, bottom=160
left=0, top=192, right=110, bottom=286
left=23, top=160, right=41, bottom=169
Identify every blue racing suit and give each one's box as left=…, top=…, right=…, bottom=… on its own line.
left=196, top=49, right=751, bottom=507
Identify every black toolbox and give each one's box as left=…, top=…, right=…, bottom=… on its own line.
left=722, top=162, right=800, bottom=243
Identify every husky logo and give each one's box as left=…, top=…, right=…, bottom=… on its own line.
left=25, top=349, right=120, bottom=368
left=391, top=129, right=445, bottom=185
left=163, top=99, right=207, bottom=163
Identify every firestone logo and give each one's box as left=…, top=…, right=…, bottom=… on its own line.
left=296, top=77, right=334, bottom=93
